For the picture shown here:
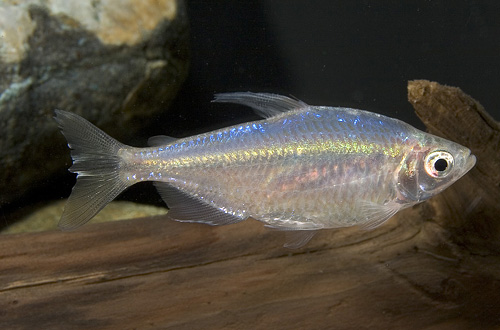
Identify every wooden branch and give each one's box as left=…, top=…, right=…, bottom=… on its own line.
left=1, top=81, right=499, bottom=329
left=408, top=80, right=500, bottom=252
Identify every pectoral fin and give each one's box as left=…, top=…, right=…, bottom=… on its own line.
left=283, top=230, right=318, bottom=249
left=358, top=201, right=400, bottom=230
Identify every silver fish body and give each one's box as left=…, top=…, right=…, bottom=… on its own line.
left=55, top=93, right=476, bottom=247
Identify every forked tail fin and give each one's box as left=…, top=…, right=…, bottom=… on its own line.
left=54, top=110, right=132, bottom=230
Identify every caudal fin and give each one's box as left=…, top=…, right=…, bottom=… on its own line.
left=54, top=110, right=131, bottom=230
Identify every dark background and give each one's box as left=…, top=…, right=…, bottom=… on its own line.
left=123, top=0, right=500, bottom=204
left=162, top=0, right=499, bottom=138
left=6, top=0, right=500, bottom=221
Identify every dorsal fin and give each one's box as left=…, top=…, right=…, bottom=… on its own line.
left=212, top=92, right=308, bottom=118
left=148, top=135, right=177, bottom=147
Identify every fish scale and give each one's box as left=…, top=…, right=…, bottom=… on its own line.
left=54, top=92, right=475, bottom=247
left=133, top=114, right=401, bottom=227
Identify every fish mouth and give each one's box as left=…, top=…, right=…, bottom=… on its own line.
left=462, top=151, right=476, bottom=175
left=465, top=153, right=476, bottom=173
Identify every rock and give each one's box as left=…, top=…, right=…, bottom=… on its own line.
left=0, top=0, right=189, bottom=206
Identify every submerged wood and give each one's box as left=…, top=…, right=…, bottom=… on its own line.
left=1, top=80, right=499, bottom=329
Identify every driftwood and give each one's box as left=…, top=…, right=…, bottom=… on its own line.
left=1, top=80, right=499, bottom=329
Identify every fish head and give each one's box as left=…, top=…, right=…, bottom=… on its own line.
left=397, top=134, right=476, bottom=203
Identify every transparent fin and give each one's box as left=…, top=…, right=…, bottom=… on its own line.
left=155, top=183, right=245, bottom=225
left=212, top=92, right=308, bottom=118
left=59, top=176, right=129, bottom=230
left=283, top=230, right=317, bottom=249
left=148, top=135, right=177, bottom=147
left=358, top=201, right=400, bottom=230
left=54, top=110, right=131, bottom=230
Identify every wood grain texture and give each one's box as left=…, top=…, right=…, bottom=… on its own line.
left=408, top=80, right=500, bottom=253
left=1, top=81, right=499, bottom=330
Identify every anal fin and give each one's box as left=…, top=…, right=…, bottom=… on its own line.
left=155, top=183, right=245, bottom=226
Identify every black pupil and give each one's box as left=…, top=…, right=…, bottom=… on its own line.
left=434, top=159, right=448, bottom=172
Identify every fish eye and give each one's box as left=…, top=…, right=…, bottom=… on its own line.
left=424, top=151, right=454, bottom=178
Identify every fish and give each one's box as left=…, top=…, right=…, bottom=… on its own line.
left=54, top=92, right=476, bottom=248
